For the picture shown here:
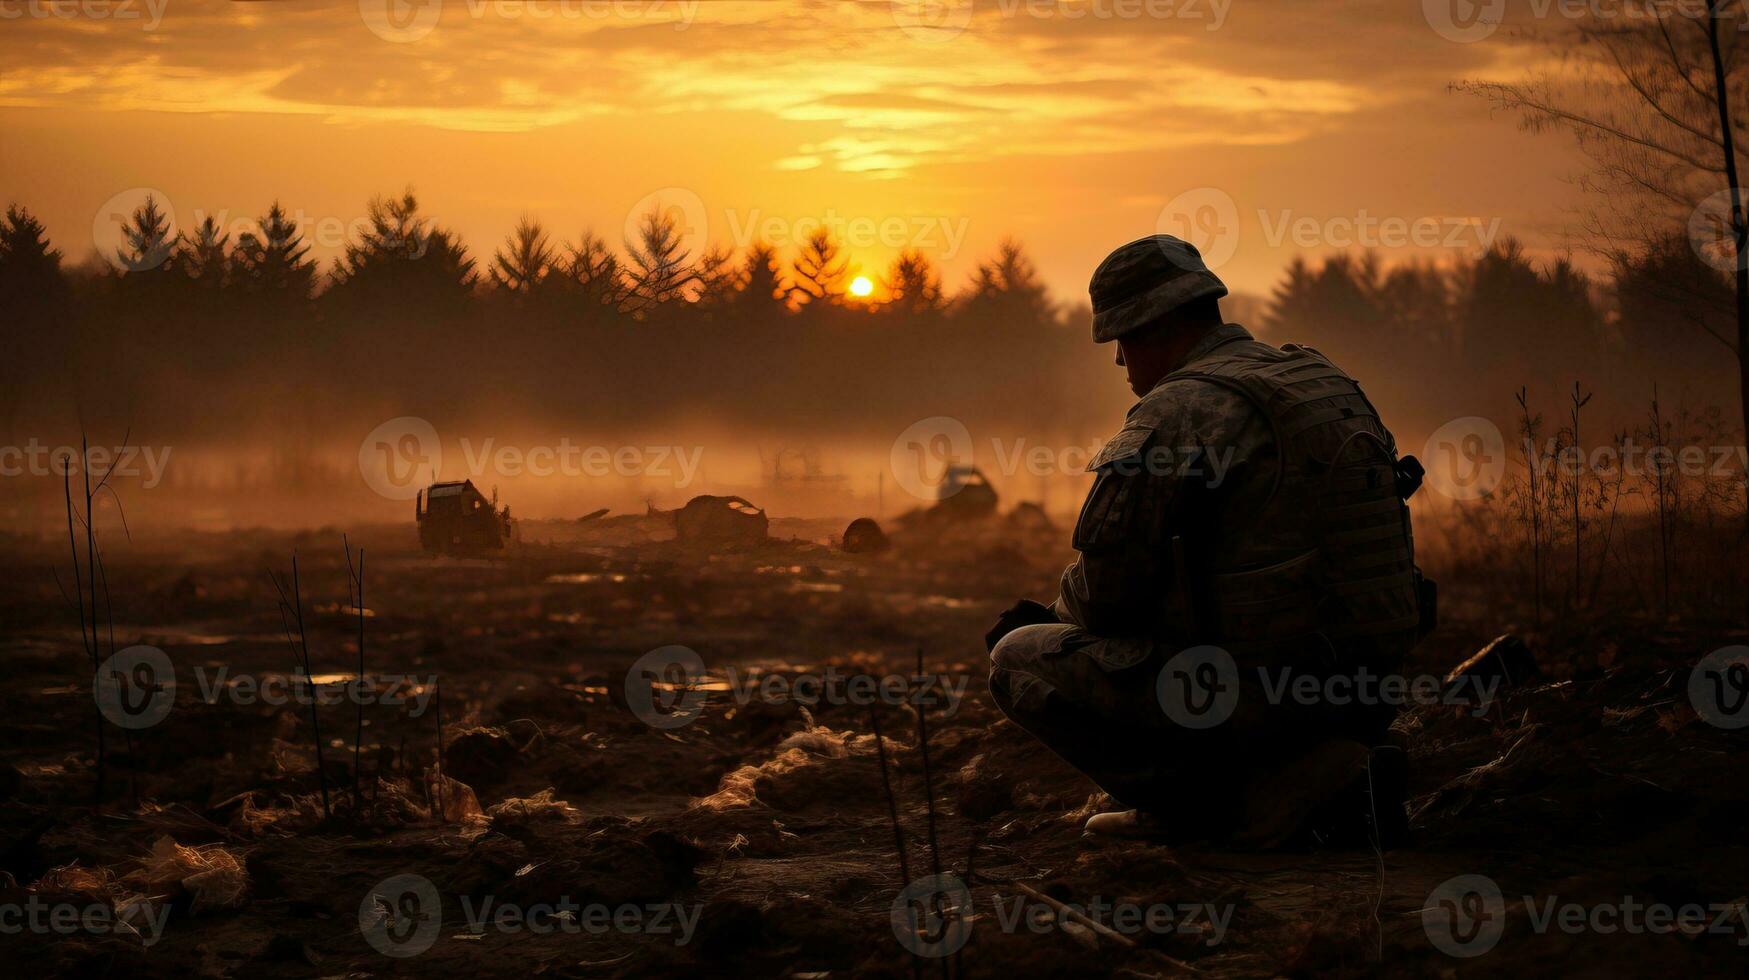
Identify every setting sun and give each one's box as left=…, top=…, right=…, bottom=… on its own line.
left=848, top=275, right=874, bottom=298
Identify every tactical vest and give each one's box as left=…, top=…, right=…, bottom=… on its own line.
left=1167, top=341, right=1426, bottom=669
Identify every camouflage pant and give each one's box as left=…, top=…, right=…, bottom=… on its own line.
left=987, top=623, right=1283, bottom=824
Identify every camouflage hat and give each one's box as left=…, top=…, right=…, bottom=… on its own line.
left=1089, top=235, right=1228, bottom=343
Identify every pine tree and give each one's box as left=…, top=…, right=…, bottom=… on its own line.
left=624, top=205, right=694, bottom=314
left=235, top=202, right=315, bottom=299
left=959, top=237, right=1050, bottom=322
left=330, top=190, right=476, bottom=306
left=882, top=248, right=943, bottom=315
left=490, top=216, right=558, bottom=294
left=564, top=230, right=627, bottom=312
left=790, top=229, right=849, bottom=306
left=179, top=215, right=231, bottom=289
left=117, top=195, right=177, bottom=274
left=692, top=244, right=739, bottom=309
left=733, top=240, right=789, bottom=313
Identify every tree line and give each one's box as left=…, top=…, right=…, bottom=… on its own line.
left=0, top=190, right=1736, bottom=450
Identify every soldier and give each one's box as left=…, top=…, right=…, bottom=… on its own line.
left=986, top=235, right=1432, bottom=847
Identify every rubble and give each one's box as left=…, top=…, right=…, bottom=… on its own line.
left=1446, top=632, right=1540, bottom=688
left=670, top=494, right=770, bottom=548
left=841, top=517, right=889, bottom=553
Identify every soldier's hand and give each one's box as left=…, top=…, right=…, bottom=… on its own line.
left=985, top=598, right=1058, bottom=653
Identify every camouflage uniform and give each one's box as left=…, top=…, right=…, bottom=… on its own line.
left=990, top=314, right=1425, bottom=823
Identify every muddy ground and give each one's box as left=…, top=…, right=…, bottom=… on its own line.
left=0, top=513, right=1745, bottom=978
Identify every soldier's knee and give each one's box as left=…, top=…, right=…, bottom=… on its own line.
left=989, top=622, right=1073, bottom=674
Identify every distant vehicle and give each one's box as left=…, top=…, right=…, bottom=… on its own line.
left=895, top=464, right=1000, bottom=530
left=416, top=480, right=512, bottom=555
left=669, top=494, right=769, bottom=548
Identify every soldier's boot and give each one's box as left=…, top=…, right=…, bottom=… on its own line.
left=1283, top=742, right=1411, bottom=849
left=1082, top=808, right=1172, bottom=840
left=1232, top=738, right=1372, bottom=849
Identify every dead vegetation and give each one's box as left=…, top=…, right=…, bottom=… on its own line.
left=0, top=455, right=1744, bottom=977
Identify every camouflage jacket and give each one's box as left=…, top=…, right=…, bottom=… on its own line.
left=1052, top=323, right=1419, bottom=668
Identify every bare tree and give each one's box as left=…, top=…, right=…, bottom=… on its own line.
left=1460, top=2, right=1748, bottom=516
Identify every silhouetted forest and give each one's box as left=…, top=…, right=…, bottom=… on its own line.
left=0, top=191, right=1739, bottom=451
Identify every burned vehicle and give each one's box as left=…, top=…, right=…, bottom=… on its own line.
left=416, top=480, right=512, bottom=555
left=660, top=494, right=769, bottom=548
left=897, top=464, right=1000, bottom=530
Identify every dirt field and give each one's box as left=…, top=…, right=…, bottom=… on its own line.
left=0, top=514, right=1745, bottom=978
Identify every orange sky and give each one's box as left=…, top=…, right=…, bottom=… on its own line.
left=0, top=0, right=1594, bottom=299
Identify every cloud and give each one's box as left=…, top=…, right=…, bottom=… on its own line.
left=0, top=0, right=1509, bottom=171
